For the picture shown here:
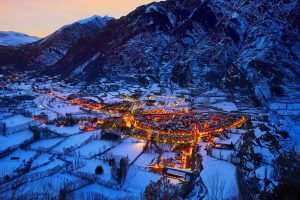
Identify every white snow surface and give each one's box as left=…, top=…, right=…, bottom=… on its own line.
left=104, top=137, right=146, bottom=162
left=145, top=4, right=160, bottom=13
left=0, top=149, right=36, bottom=175
left=201, top=156, right=238, bottom=200
left=60, top=15, right=113, bottom=30
left=52, top=131, right=95, bottom=153
left=134, top=152, right=158, bottom=167
left=30, top=138, right=63, bottom=150
left=0, top=31, right=39, bottom=46
left=74, top=183, right=132, bottom=199
left=77, top=15, right=113, bottom=25
left=75, top=159, right=112, bottom=181
left=254, top=127, right=265, bottom=138
left=0, top=130, right=33, bottom=152
left=124, top=167, right=161, bottom=194
left=1, top=115, right=33, bottom=127
left=214, top=133, right=241, bottom=145
left=71, top=139, right=113, bottom=158
left=211, top=102, right=238, bottom=112
left=45, top=124, right=82, bottom=136
left=30, top=153, right=52, bottom=168
left=27, top=158, right=65, bottom=175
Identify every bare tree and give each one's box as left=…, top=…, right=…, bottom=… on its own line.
left=144, top=177, right=180, bottom=200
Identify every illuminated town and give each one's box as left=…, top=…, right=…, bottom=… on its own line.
left=31, top=87, right=248, bottom=176
left=1, top=71, right=297, bottom=200
left=1, top=0, right=299, bottom=199
left=0, top=76, right=256, bottom=199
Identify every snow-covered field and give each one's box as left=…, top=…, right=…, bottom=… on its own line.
left=1, top=115, right=33, bottom=127
left=52, top=132, right=95, bottom=153
left=214, top=133, right=242, bottom=145
left=0, top=149, right=36, bottom=176
left=73, top=183, right=132, bottom=199
left=211, top=149, right=234, bottom=161
left=124, top=167, right=161, bottom=194
left=133, top=152, right=158, bottom=167
left=1, top=78, right=292, bottom=200
left=211, top=102, right=238, bottom=112
left=74, top=158, right=113, bottom=182
left=103, top=137, right=146, bottom=162
left=45, top=124, right=82, bottom=136
left=27, top=158, right=65, bottom=175
left=201, top=156, right=238, bottom=200
left=30, top=153, right=52, bottom=168
left=0, top=130, right=33, bottom=152
left=30, top=137, right=63, bottom=150
left=71, top=140, right=113, bottom=158
left=8, top=173, right=80, bottom=197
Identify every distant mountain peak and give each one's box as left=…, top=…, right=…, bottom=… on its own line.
left=0, top=31, right=39, bottom=46
left=60, top=15, right=113, bottom=30
left=145, top=4, right=160, bottom=13
left=76, top=15, right=113, bottom=25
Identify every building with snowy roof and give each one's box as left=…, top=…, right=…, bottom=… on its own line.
left=0, top=115, right=40, bottom=135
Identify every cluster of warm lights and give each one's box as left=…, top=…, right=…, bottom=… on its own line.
left=123, top=110, right=248, bottom=144
left=36, top=90, right=248, bottom=144
left=31, top=90, right=250, bottom=172
left=32, top=117, right=46, bottom=126
left=69, top=99, right=103, bottom=110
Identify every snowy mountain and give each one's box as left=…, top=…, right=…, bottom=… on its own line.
left=77, top=15, right=113, bottom=25
left=0, top=15, right=113, bottom=69
left=0, top=31, right=39, bottom=46
left=52, top=0, right=300, bottom=106
left=0, top=0, right=300, bottom=199
left=60, top=15, right=113, bottom=31
left=0, top=0, right=300, bottom=106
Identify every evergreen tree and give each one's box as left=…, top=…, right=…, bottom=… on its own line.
left=95, top=165, right=104, bottom=174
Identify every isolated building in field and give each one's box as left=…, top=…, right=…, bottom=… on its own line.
left=163, top=167, right=193, bottom=182
left=0, top=115, right=40, bottom=135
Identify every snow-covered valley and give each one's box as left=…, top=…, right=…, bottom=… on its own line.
left=0, top=0, right=300, bottom=199
left=0, top=76, right=298, bottom=199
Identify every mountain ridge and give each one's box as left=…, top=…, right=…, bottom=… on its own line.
left=0, top=31, right=39, bottom=46
left=0, top=15, right=113, bottom=70
left=1, top=0, right=300, bottom=107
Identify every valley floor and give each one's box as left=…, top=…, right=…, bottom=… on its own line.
left=0, top=77, right=299, bottom=199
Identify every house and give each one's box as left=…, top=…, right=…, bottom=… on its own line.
left=0, top=115, right=40, bottom=135
left=163, top=167, right=193, bottom=182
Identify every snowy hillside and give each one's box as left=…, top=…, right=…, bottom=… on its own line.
left=0, top=15, right=113, bottom=68
left=77, top=15, right=113, bottom=25
left=0, top=0, right=299, bottom=108
left=0, top=31, right=39, bottom=46
left=60, top=15, right=113, bottom=31
left=0, top=0, right=300, bottom=199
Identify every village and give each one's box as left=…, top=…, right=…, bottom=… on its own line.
left=0, top=78, right=258, bottom=199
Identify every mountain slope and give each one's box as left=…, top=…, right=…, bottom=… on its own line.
left=48, top=0, right=300, bottom=105
left=1, top=0, right=300, bottom=107
left=0, top=15, right=113, bottom=70
left=0, top=31, right=39, bottom=46
left=28, top=15, right=113, bottom=67
left=0, top=1, right=300, bottom=198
